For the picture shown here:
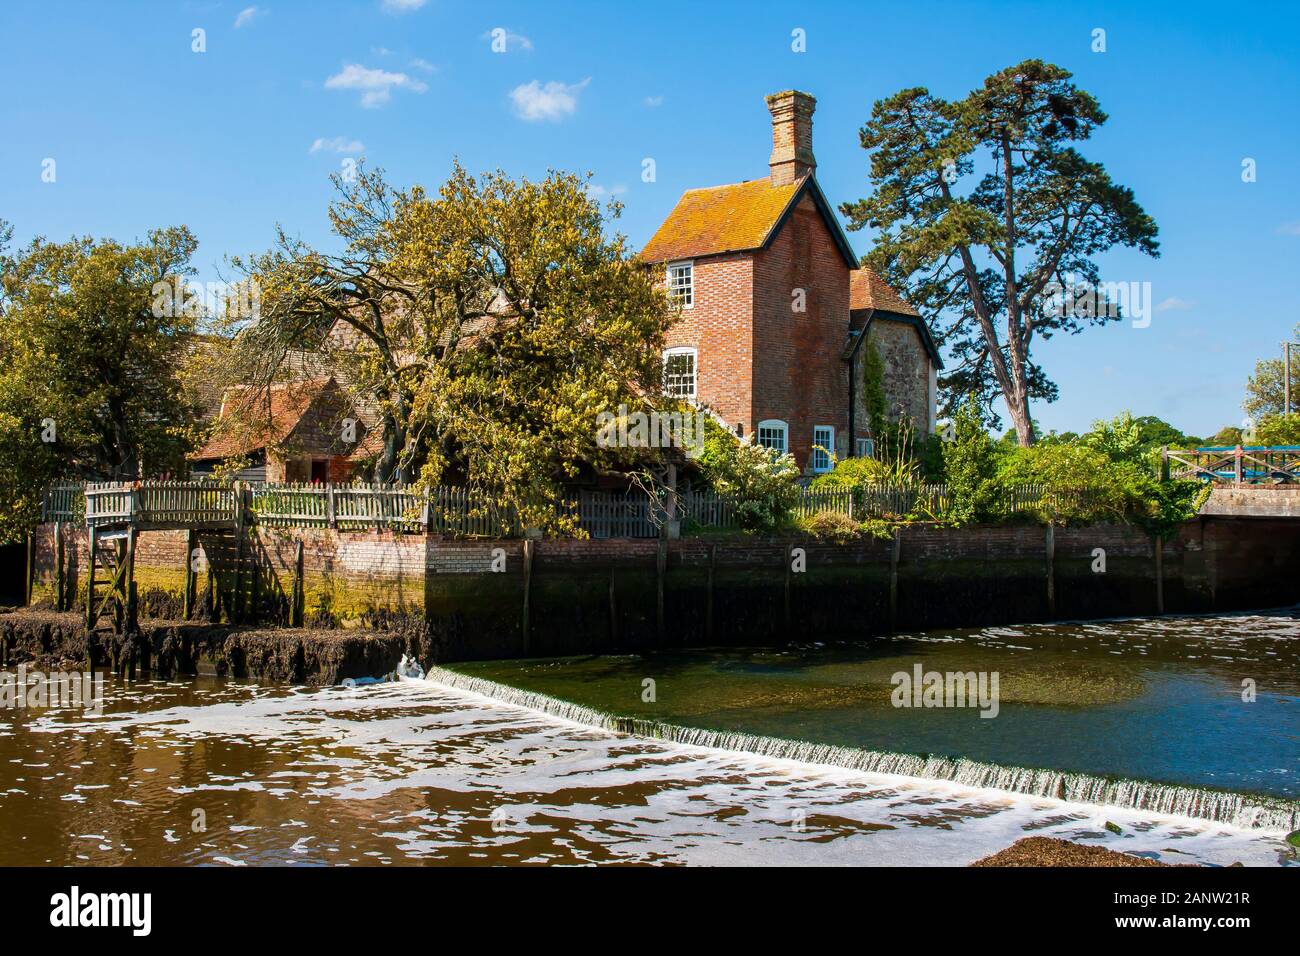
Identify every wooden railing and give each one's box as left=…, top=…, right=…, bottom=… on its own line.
left=1162, top=446, right=1300, bottom=484
left=43, top=479, right=1099, bottom=537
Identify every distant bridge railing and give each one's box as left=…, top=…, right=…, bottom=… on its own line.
left=1162, top=446, right=1300, bottom=484
left=41, top=479, right=1097, bottom=538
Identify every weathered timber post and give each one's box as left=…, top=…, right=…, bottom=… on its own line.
left=706, top=544, right=716, bottom=644
left=656, top=536, right=667, bottom=645
left=291, top=539, right=304, bottom=627
left=183, top=529, right=196, bottom=620
left=53, top=522, right=65, bottom=611
left=85, top=525, right=97, bottom=631
left=1045, top=524, right=1056, bottom=619
left=1157, top=533, right=1168, bottom=609
left=782, top=542, right=792, bottom=636
left=1159, top=446, right=1170, bottom=482
left=521, top=538, right=533, bottom=655
left=1234, top=445, right=1244, bottom=484
left=326, top=483, right=336, bottom=529
left=24, top=531, right=34, bottom=607
left=124, top=525, right=138, bottom=636
left=113, top=537, right=126, bottom=638
left=232, top=481, right=247, bottom=623
left=607, top=564, right=618, bottom=648
left=889, top=527, right=901, bottom=632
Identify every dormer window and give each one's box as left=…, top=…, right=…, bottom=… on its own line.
left=663, top=346, right=697, bottom=399
left=667, top=261, right=693, bottom=308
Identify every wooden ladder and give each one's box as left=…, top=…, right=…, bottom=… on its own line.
left=84, top=525, right=137, bottom=637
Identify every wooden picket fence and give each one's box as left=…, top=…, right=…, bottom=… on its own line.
left=43, top=479, right=1098, bottom=538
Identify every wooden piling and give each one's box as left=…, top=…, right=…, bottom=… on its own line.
left=54, top=522, right=65, bottom=611
left=291, top=540, right=304, bottom=627
left=521, top=539, right=533, bottom=655
left=1154, top=535, right=1165, bottom=614
left=607, top=564, right=618, bottom=648
left=655, top=537, right=667, bottom=645
left=889, top=528, right=901, bottom=632
left=124, top=526, right=137, bottom=635
left=24, top=531, right=34, bottom=607
left=783, top=543, right=792, bottom=636
left=183, top=529, right=196, bottom=621
left=84, top=525, right=97, bottom=632
left=1045, top=524, right=1056, bottom=618
left=705, top=544, right=716, bottom=644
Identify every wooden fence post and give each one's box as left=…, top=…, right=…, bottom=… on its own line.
left=326, top=483, right=336, bottom=529
left=1045, top=524, right=1056, bottom=619
left=521, top=539, right=534, bottom=656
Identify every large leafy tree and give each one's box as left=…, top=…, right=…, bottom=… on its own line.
left=841, top=60, right=1160, bottom=445
left=225, top=164, right=675, bottom=526
left=0, top=221, right=200, bottom=540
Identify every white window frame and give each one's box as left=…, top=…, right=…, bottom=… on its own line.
left=856, top=438, right=875, bottom=459
left=662, top=346, right=697, bottom=400
left=811, top=426, right=835, bottom=473
left=756, top=419, right=788, bottom=454
left=666, top=260, right=694, bottom=308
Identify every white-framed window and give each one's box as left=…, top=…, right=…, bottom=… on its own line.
left=756, top=419, right=788, bottom=454
left=667, top=261, right=693, bottom=308
left=812, top=426, right=835, bottom=473
left=662, top=346, right=697, bottom=399
left=856, top=438, right=875, bottom=459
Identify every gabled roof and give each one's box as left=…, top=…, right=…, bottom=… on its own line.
left=194, top=377, right=334, bottom=460
left=847, top=268, right=943, bottom=369
left=639, top=174, right=857, bottom=268
left=849, top=268, right=920, bottom=317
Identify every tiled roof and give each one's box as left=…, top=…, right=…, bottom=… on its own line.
left=849, top=268, right=920, bottom=317
left=639, top=176, right=804, bottom=263
left=194, top=378, right=332, bottom=460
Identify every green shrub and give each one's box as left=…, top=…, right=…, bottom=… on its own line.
left=695, top=417, right=800, bottom=531
left=798, top=509, right=863, bottom=542
left=810, top=455, right=891, bottom=488
left=942, top=397, right=1001, bottom=525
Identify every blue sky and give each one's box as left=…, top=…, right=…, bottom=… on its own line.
left=2, top=0, right=1297, bottom=438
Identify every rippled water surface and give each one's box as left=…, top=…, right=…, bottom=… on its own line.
left=0, top=611, right=1296, bottom=866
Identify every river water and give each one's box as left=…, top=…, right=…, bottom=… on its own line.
left=0, top=612, right=1296, bottom=866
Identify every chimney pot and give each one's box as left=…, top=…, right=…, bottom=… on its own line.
left=766, top=90, right=816, bottom=185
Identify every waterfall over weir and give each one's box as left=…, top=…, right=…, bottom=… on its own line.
left=424, top=666, right=1300, bottom=832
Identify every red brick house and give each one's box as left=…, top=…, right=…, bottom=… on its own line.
left=190, top=377, right=375, bottom=483
left=640, top=89, right=941, bottom=473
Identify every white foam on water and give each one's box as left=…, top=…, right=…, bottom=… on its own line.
left=31, top=675, right=1295, bottom=866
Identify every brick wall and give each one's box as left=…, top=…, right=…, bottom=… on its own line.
left=752, top=195, right=852, bottom=469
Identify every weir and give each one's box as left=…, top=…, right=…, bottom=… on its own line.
left=422, top=665, right=1300, bottom=832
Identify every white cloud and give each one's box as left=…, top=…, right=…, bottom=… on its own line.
left=325, top=63, right=428, bottom=108
left=381, top=0, right=427, bottom=12
left=1155, top=297, right=1196, bottom=313
left=509, top=78, right=590, bottom=122
left=309, top=137, right=365, bottom=155
left=587, top=184, right=627, bottom=200
left=233, top=6, right=262, bottom=28
left=644, top=95, right=664, bottom=108
left=1277, top=221, right=1300, bottom=236
left=409, top=57, right=436, bottom=73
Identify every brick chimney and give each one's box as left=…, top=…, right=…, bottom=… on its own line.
left=766, top=90, right=816, bottom=185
